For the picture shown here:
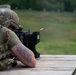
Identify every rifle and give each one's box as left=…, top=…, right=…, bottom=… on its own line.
left=14, top=25, right=40, bottom=58
left=11, top=26, right=45, bottom=67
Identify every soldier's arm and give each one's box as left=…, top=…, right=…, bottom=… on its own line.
left=8, top=29, right=36, bottom=67
left=11, top=43, right=36, bottom=67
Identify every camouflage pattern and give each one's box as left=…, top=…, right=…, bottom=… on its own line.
left=0, top=27, right=11, bottom=70
left=0, top=5, right=19, bottom=29
left=0, top=5, right=21, bottom=69
left=0, top=58, right=11, bottom=70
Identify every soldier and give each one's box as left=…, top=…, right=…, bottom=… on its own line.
left=0, top=5, right=36, bottom=70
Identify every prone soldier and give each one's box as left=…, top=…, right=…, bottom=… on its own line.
left=0, top=5, right=36, bottom=70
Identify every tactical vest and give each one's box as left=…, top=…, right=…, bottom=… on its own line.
left=0, top=26, right=11, bottom=70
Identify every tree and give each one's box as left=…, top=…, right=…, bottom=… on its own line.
left=0, top=0, right=76, bottom=11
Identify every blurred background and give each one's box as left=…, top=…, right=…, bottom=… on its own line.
left=0, top=0, right=76, bottom=54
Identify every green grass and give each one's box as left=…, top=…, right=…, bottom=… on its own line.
left=15, top=10, right=76, bottom=55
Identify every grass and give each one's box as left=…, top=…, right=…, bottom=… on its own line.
left=15, top=10, right=76, bottom=55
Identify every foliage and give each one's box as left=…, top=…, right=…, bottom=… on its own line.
left=0, top=0, right=76, bottom=12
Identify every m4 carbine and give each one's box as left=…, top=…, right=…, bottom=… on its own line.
left=15, top=26, right=40, bottom=58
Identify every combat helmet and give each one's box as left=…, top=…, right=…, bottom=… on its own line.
left=0, top=5, right=19, bottom=29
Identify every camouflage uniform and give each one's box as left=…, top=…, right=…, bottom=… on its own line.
left=0, top=25, right=21, bottom=70
left=0, top=5, right=20, bottom=70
